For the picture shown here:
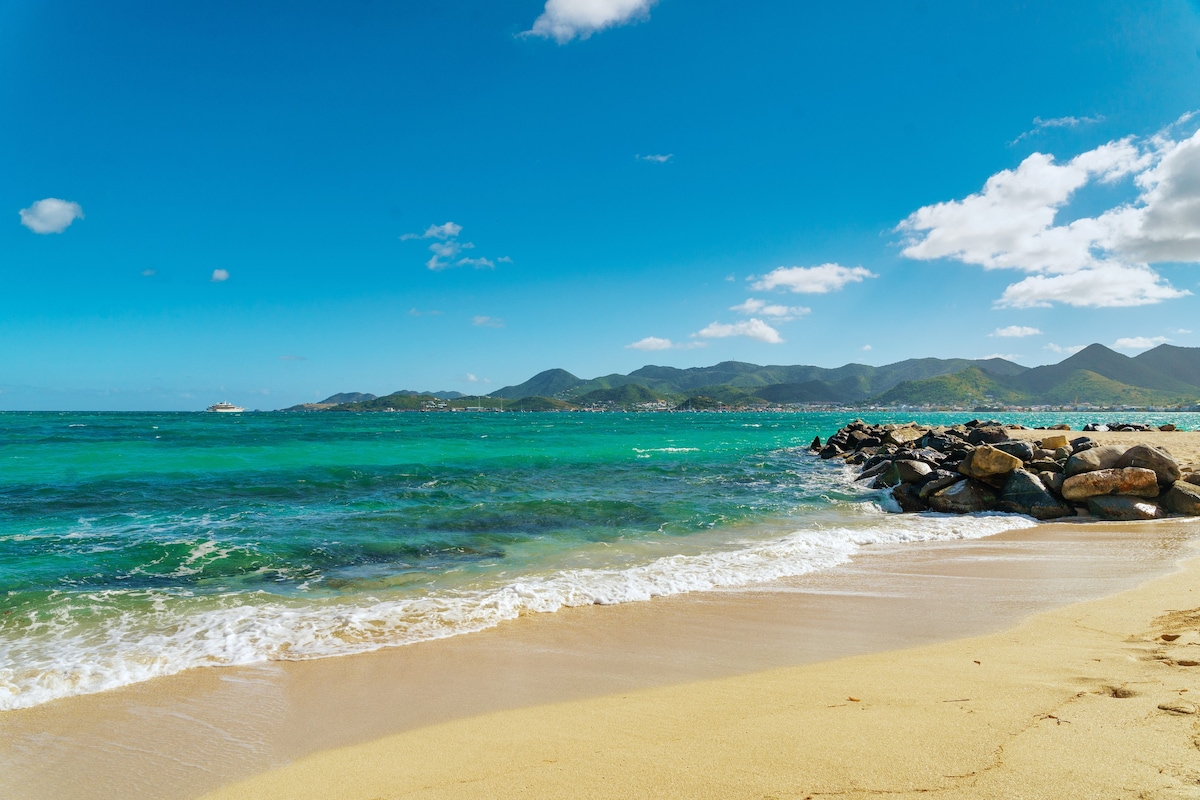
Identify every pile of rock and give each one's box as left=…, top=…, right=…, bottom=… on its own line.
left=811, top=420, right=1200, bottom=521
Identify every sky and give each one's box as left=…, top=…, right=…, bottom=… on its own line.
left=4, top=0, right=1200, bottom=410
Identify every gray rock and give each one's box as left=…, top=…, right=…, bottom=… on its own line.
left=1061, top=467, right=1160, bottom=501
left=918, top=470, right=964, bottom=499
left=1053, top=445, right=1073, bottom=460
left=1116, top=444, right=1181, bottom=487
left=1039, top=471, right=1065, bottom=495
left=1064, top=445, right=1130, bottom=477
left=895, top=459, right=933, bottom=483
left=891, top=482, right=927, bottom=512
left=1160, top=423, right=1177, bottom=432
left=1086, top=496, right=1165, bottom=521
left=993, top=440, right=1036, bottom=462
left=1186, top=474, right=1200, bottom=487
left=928, top=479, right=998, bottom=513
left=996, top=469, right=1074, bottom=520
left=1163, top=481, right=1200, bottom=516
left=1027, top=459, right=1064, bottom=474
left=966, top=426, right=1009, bottom=445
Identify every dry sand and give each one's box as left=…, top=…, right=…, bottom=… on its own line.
left=199, top=537, right=1200, bottom=800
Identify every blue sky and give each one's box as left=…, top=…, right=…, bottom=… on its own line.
left=4, top=0, right=1200, bottom=410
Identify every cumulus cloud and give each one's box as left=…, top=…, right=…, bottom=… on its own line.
left=457, top=257, right=495, bottom=269
left=729, top=298, right=811, bottom=320
left=1044, top=343, right=1086, bottom=355
left=19, top=198, right=83, bottom=234
left=990, top=325, right=1042, bottom=338
left=637, top=154, right=673, bottom=163
left=472, top=315, right=505, bottom=328
left=751, top=264, right=876, bottom=294
left=211, top=269, right=230, bottom=282
left=527, top=0, right=657, bottom=43
left=862, top=344, right=872, bottom=351
left=400, top=222, right=462, bottom=241
left=465, top=373, right=491, bottom=383
left=1113, top=335, right=1170, bottom=351
left=691, top=319, right=783, bottom=344
left=626, top=337, right=706, bottom=351
left=898, top=115, right=1200, bottom=308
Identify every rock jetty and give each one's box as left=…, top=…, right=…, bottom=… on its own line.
left=812, top=420, right=1200, bottom=521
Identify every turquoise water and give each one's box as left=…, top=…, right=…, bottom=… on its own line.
left=2, top=410, right=1196, bottom=710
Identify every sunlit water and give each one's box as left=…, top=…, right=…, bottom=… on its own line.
left=2, top=410, right=1196, bottom=710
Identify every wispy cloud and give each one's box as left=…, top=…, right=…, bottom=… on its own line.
left=1113, top=335, right=1169, bottom=351
left=981, top=353, right=1021, bottom=361
left=465, top=373, right=491, bottom=383
left=691, top=319, right=783, bottom=344
left=729, top=298, right=811, bottom=320
left=527, top=0, right=657, bottom=43
left=19, top=198, right=83, bottom=234
left=401, top=222, right=506, bottom=271
left=211, top=269, right=230, bottom=282
left=472, top=315, right=505, bottom=328
left=898, top=113, right=1200, bottom=308
left=626, top=336, right=706, bottom=351
left=141, top=269, right=156, bottom=277
left=990, top=325, right=1042, bottom=338
left=751, top=264, right=876, bottom=294
left=637, top=153, right=673, bottom=163
left=1044, top=343, right=1086, bottom=355
left=1011, top=114, right=1104, bottom=144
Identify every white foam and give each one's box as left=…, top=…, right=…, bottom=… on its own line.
left=0, top=512, right=1035, bottom=711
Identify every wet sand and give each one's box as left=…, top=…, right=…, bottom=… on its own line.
left=3, top=519, right=1195, bottom=800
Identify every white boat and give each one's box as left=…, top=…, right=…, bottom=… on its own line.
left=206, top=401, right=245, bottom=413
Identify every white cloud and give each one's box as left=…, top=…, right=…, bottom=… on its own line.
left=19, top=198, right=83, bottom=234
left=211, top=269, right=230, bottom=282
left=1113, top=335, right=1170, bottom=351
left=751, top=264, right=876, bottom=294
left=472, top=315, right=505, bottom=328
left=898, top=116, right=1200, bottom=308
left=1044, top=343, right=1086, bottom=355
left=400, top=222, right=462, bottom=241
left=691, top=318, right=783, bottom=344
left=401, top=221, right=507, bottom=271
left=1012, top=114, right=1104, bottom=143
left=637, top=154, right=673, bottom=163
left=729, top=298, right=811, bottom=320
left=465, top=373, right=492, bottom=383
left=626, top=337, right=706, bottom=351
left=457, top=257, right=495, bottom=269
left=1175, top=328, right=1193, bottom=334
left=981, top=353, right=1021, bottom=361
left=861, top=344, right=872, bottom=351
left=990, top=325, right=1042, bottom=338
left=527, top=0, right=657, bottom=43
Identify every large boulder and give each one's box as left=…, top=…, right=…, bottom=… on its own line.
left=1186, top=474, right=1200, bottom=487
left=891, top=482, right=927, bottom=512
left=1039, top=471, right=1065, bottom=496
left=918, top=470, right=965, bottom=499
left=1039, top=434, right=1069, bottom=450
left=895, top=459, right=933, bottom=483
left=1086, top=496, right=1165, bottom=521
left=996, top=469, right=1074, bottom=520
left=809, top=436, right=822, bottom=451
left=1116, top=444, right=1181, bottom=487
left=883, top=426, right=924, bottom=447
left=1064, top=445, right=1129, bottom=477
left=966, top=425, right=1009, bottom=445
left=992, top=440, right=1036, bottom=462
left=928, top=479, right=998, bottom=513
left=958, top=445, right=1023, bottom=481
left=1061, top=467, right=1160, bottom=501
left=1162, top=481, right=1200, bottom=516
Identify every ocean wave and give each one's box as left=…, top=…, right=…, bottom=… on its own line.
left=0, top=512, right=1035, bottom=711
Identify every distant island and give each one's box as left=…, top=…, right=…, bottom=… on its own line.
left=281, top=343, right=1200, bottom=413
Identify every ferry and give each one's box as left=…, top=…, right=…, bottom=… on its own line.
left=206, top=401, right=245, bottom=413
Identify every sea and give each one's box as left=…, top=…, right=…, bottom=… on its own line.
left=3, top=409, right=1198, bottom=712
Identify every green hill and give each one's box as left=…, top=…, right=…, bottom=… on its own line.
left=1036, top=369, right=1192, bottom=406
left=872, top=367, right=1030, bottom=407
left=490, top=369, right=582, bottom=399
left=578, top=384, right=668, bottom=406
left=1132, top=344, right=1200, bottom=390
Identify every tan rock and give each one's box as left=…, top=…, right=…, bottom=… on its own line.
left=883, top=426, right=924, bottom=447
left=1038, top=434, right=1069, bottom=450
left=958, top=445, right=1023, bottom=480
left=1061, top=467, right=1160, bottom=501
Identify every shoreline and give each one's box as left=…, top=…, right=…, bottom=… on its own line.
left=4, top=518, right=1196, bottom=800
left=198, top=527, right=1200, bottom=800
